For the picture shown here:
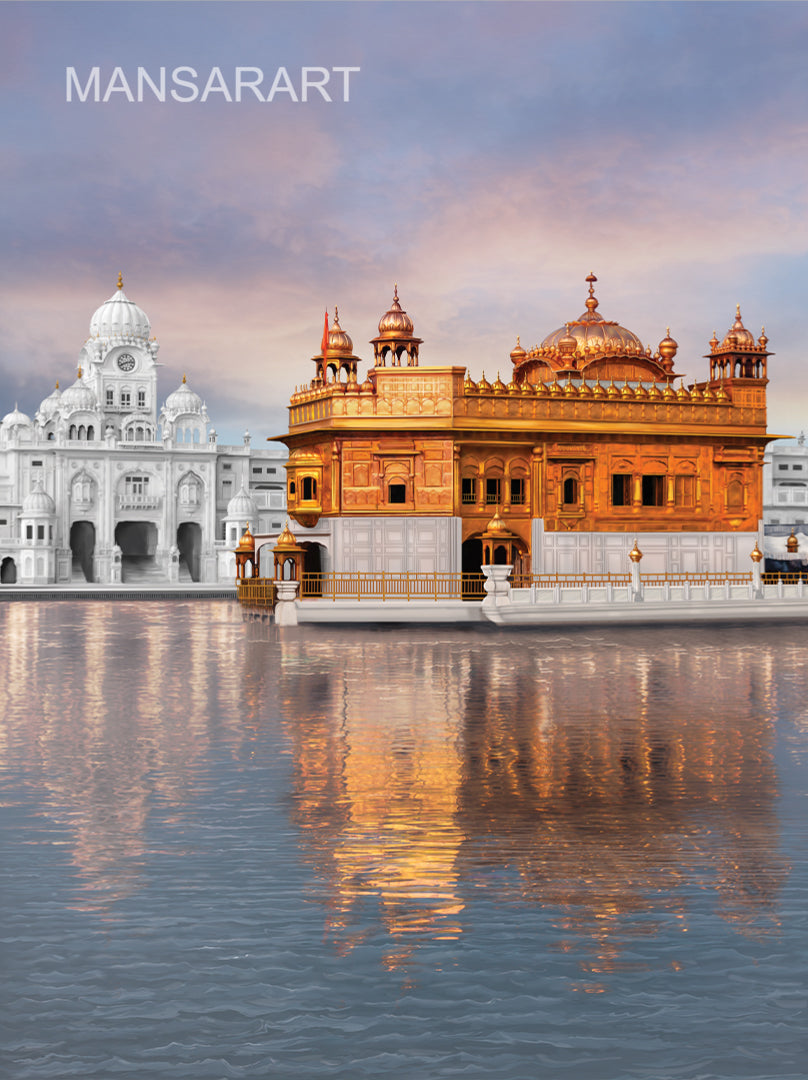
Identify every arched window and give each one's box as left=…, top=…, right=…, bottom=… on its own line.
left=302, top=476, right=317, bottom=500
left=87, top=425, right=94, bottom=441
left=563, top=477, right=578, bottom=505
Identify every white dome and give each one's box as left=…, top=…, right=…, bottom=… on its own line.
left=227, top=484, right=257, bottom=520
left=37, top=383, right=62, bottom=422
left=89, top=276, right=151, bottom=341
left=60, top=370, right=97, bottom=413
left=1, top=404, right=32, bottom=429
left=164, top=375, right=203, bottom=415
left=22, top=482, right=55, bottom=516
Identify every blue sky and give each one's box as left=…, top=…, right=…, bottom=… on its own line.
left=1, top=1, right=807, bottom=441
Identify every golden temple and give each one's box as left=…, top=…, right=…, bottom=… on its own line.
left=274, top=275, right=772, bottom=576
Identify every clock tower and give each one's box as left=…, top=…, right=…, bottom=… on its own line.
left=79, top=273, right=160, bottom=438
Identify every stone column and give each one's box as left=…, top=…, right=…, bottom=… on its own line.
left=481, top=564, right=512, bottom=624
left=274, top=579, right=300, bottom=626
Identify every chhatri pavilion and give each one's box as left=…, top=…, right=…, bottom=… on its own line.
left=264, top=275, right=772, bottom=577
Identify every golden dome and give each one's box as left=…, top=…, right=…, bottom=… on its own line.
left=621, top=378, right=634, bottom=398
left=484, top=508, right=510, bottom=536
left=491, top=371, right=507, bottom=394
left=377, top=284, right=414, bottom=338
left=326, top=307, right=353, bottom=355
left=662, top=381, right=676, bottom=400
left=274, top=521, right=300, bottom=550
left=235, top=526, right=255, bottom=552
left=676, top=380, right=690, bottom=400
left=540, top=274, right=646, bottom=362
left=787, top=529, right=799, bottom=553
left=509, top=336, right=526, bottom=362
left=658, top=327, right=678, bottom=364
left=647, top=381, right=663, bottom=399
left=477, top=370, right=491, bottom=391
left=721, top=304, right=755, bottom=349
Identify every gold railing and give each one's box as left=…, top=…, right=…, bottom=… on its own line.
left=237, top=578, right=276, bottom=608
left=301, top=572, right=485, bottom=601
left=762, top=572, right=808, bottom=584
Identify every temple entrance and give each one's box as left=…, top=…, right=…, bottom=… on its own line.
left=461, top=537, right=485, bottom=600
left=115, top=521, right=160, bottom=584
left=177, top=522, right=202, bottom=582
left=1, top=556, right=16, bottom=584
left=300, top=542, right=326, bottom=596
left=70, top=521, right=95, bottom=582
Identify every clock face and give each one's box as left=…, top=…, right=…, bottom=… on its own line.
left=117, top=353, right=136, bottom=372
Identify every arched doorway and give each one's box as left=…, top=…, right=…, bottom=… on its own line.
left=1, top=556, right=16, bottom=584
left=70, top=521, right=95, bottom=582
left=461, top=537, right=485, bottom=600
left=177, top=522, right=202, bottom=582
left=115, top=521, right=159, bottom=583
left=300, top=541, right=327, bottom=597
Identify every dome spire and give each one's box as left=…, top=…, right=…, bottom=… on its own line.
left=117, top=272, right=124, bottom=290
left=585, top=272, right=599, bottom=314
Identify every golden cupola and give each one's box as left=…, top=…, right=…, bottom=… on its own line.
left=327, top=307, right=354, bottom=355
left=707, top=304, right=771, bottom=383
left=371, top=285, right=423, bottom=368
left=313, top=307, right=361, bottom=385
left=511, top=273, right=678, bottom=387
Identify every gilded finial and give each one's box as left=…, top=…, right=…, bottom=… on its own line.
left=55, top=380, right=59, bottom=390
left=629, top=538, right=643, bottom=563
left=77, top=365, right=82, bottom=379
left=182, top=374, right=187, bottom=384
left=393, top=283, right=399, bottom=301
left=750, top=541, right=763, bottom=563
left=117, top=272, right=123, bottom=290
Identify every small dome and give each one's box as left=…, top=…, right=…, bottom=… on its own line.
left=1, top=404, right=32, bottom=429
left=164, top=374, right=203, bottom=415
left=326, top=308, right=353, bottom=355
left=227, top=484, right=257, bottom=520
left=377, top=285, right=414, bottom=338
left=37, top=382, right=62, bottom=422
left=235, top=525, right=255, bottom=553
left=89, top=274, right=151, bottom=341
left=509, top=336, right=527, bottom=362
left=721, top=305, right=755, bottom=349
left=60, top=368, right=97, bottom=413
left=658, top=327, right=678, bottom=364
left=22, top=481, right=55, bottom=516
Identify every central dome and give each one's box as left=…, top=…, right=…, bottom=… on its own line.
left=540, top=274, right=646, bottom=360
left=89, top=274, right=151, bottom=341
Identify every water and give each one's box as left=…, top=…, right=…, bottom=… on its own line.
left=1, top=601, right=806, bottom=1079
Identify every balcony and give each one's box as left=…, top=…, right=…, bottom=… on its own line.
left=117, top=494, right=162, bottom=511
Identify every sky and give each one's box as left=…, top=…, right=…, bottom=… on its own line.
left=1, top=0, right=807, bottom=444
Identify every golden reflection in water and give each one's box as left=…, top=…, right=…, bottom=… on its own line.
left=273, top=627, right=790, bottom=969
left=0, top=602, right=250, bottom=914
left=0, top=603, right=796, bottom=971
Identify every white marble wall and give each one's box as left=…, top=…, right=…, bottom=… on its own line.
left=531, top=519, right=764, bottom=575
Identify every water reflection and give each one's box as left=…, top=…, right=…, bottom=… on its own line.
left=0, top=602, right=794, bottom=974
left=271, top=625, right=789, bottom=971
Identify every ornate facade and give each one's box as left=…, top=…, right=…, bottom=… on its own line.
left=0, top=277, right=287, bottom=586
left=266, top=275, right=772, bottom=576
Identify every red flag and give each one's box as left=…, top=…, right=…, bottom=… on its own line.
left=321, top=309, right=329, bottom=358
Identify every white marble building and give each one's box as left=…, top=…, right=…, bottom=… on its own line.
left=763, top=434, right=808, bottom=532
left=0, top=277, right=286, bottom=586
